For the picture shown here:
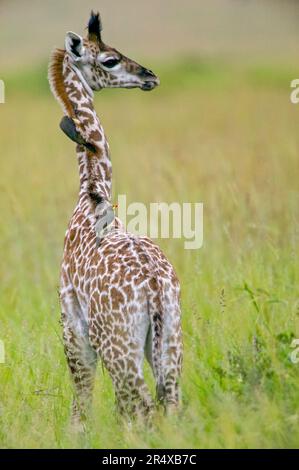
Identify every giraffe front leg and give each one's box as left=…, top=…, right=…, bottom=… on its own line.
left=60, top=288, right=97, bottom=430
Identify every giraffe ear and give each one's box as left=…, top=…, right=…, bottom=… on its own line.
left=65, top=32, right=85, bottom=61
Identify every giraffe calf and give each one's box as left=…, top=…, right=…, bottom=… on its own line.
left=50, top=11, right=183, bottom=426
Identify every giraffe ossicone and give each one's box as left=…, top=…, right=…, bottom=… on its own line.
left=49, top=11, right=182, bottom=425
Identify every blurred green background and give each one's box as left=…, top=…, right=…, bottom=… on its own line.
left=0, top=0, right=299, bottom=449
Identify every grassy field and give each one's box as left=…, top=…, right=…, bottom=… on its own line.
left=0, top=59, right=299, bottom=448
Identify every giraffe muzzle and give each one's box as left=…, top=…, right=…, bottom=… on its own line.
left=140, top=77, right=160, bottom=91
left=139, top=67, right=160, bottom=91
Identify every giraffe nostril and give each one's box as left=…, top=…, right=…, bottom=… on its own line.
left=147, top=69, right=156, bottom=78
left=139, top=67, right=156, bottom=80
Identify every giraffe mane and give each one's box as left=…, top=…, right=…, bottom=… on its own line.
left=48, top=48, right=76, bottom=119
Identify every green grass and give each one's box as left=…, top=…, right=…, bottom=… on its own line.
left=0, top=60, right=299, bottom=448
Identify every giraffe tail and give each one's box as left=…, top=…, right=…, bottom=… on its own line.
left=147, top=275, right=165, bottom=404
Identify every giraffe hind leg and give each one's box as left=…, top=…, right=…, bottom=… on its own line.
left=114, top=370, right=153, bottom=421
left=105, top=340, right=154, bottom=421
left=93, top=306, right=154, bottom=421
left=60, top=288, right=98, bottom=429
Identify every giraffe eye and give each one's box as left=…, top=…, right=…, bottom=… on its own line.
left=102, top=58, right=120, bottom=68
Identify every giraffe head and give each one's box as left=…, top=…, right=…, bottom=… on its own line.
left=65, top=11, right=159, bottom=92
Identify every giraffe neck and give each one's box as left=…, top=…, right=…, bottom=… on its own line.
left=49, top=49, right=112, bottom=202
